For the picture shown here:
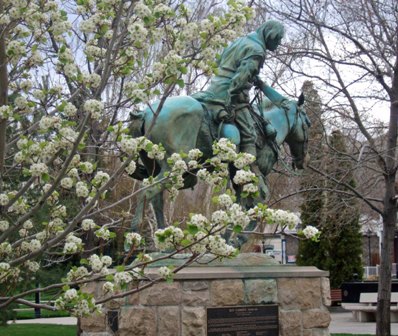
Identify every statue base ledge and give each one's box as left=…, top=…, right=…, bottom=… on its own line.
left=143, top=253, right=329, bottom=280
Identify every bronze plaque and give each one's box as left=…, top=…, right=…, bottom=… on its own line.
left=207, top=305, right=278, bottom=336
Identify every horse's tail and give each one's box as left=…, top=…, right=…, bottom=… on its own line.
left=128, top=163, right=149, bottom=181
left=127, top=111, right=150, bottom=180
left=129, top=111, right=145, bottom=137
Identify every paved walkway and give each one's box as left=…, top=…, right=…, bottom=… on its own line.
left=7, top=308, right=398, bottom=335
left=329, top=307, right=398, bottom=335
left=8, top=317, right=77, bottom=325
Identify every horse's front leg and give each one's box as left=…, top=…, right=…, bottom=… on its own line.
left=151, top=191, right=165, bottom=229
left=131, top=180, right=164, bottom=232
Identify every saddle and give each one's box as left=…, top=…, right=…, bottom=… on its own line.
left=192, top=96, right=276, bottom=151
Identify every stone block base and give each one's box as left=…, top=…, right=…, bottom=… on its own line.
left=81, top=254, right=330, bottom=335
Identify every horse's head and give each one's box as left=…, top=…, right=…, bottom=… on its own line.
left=285, top=93, right=311, bottom=169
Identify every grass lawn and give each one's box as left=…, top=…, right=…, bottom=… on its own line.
left=0, top=325, right=376, bottom=336
left=0, top=324, right=77, bottom=336
left=15, top=309, right=70, bottom=320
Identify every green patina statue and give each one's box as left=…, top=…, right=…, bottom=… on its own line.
left=129, top=21, right=311, bottom=236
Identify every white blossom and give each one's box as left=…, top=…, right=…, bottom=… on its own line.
left=0, top=262, right=10, bottom=272
left=29, top=239, right=41, bottom=252
left=125, top=160, right=137, bottom=175
left=84, top=99, right=104, bottom=120
left=147, top=144, right=165, bottom=160
left=134, top=1, right=151, bottom=18
left=119, top=136, right=138, bottom=155
left=188, top=148, right=203, bottom=160
left=66, top=266, right=89, bottom=281
left=189, top=214, right=208, bottom=230
left=233, top=153, right=256, bottom=169
left=114, top=271, right=133, bottom=286
left=92, top=171, right=110, bottom=188
left=23, top=220, right=33, bottom=230
left=26, top=261, right=40, bottom=273
left=217, top=194, right=234, bottom=208
left=76, top=181, right=89, bottom=198
left=0, top=220, right=9, bottom=232
left=82, top=219, right=96, bottom=231
left=30, top=162, right=48, bottom=177
left=68, top=168, right=79, bottom=178
left=14, top=96, right=28, bottom=109
left=154, top=226, right=184, bottom=250
left=158, top=266, right=173, bottom=280
left=64, top=288, right=78, bottom=301
left=64, top=241, right=79, bottom=254
left=302, top=226, right=319, bottom=239
left=61, top=177, right=74, bottom=189
left=89, top=254, right=103, bottom=272
left=233, top=170, right=255, bottom=185
left=0, top=105, right=12, bottom=120
left=243, top=183, right=258, bottom=194
left=212, top=138, right=238, bottom=162
left=0, top=242, right=12, bottom=255
left=64, top=102, right=77, bottom=117
left=103, top=281, right=114, bottom=293
left=101, top=256, right=112, bottom=267
left=125, top=232, right=142, bottom=246
left=95, top=227, right=111, bottom=240
left=0, top=193, right=9, bottom=206
left=79, top=161, right=94, bottom=174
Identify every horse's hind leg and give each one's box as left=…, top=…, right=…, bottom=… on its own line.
left=131, top=166, right=168, bottom=232
left=151, top=191, right=165, bottom=229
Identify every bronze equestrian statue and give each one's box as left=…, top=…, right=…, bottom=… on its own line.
left=129, top=21, right=311, bottom=232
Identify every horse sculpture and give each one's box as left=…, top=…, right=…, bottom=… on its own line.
left=129, top=87, right=310, bottom=232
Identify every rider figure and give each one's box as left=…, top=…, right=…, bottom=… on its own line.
left=193, top=20, right=286, bottom=193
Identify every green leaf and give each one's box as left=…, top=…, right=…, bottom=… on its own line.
left=22, top=168, right=31, bottom=177
left=116, top=265, right=125, bottom=272
left=57, top=101, right=67, bottom=112
left=176, top=79, right=185, bottom=88
left=105, top=274, right=114, bottom=281
left=62, top=285, right=70, bottom=291
left=187, top=224, right=199, bottom=235
left=181, top=239, right=191, bottom=247
left=41, top=173, right=50, bottom=183
left=233, top=225, right=243, bottom=233
left=60, top=10, right=68, bottom=18
left=80, top=258, right=88, bottom=265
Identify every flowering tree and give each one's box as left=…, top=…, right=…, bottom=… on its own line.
left=0, top=0, right=319, bottom=319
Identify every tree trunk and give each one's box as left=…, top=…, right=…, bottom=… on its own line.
left=0, top=23, right=8, bottom=178
left=377, top=188, right=396, bottom=335
left=377, top=80, right=398, bottom=335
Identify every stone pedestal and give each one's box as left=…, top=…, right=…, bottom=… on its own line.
left=81, top=254, right=331, bottom=336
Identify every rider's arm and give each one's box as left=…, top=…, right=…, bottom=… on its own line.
left=228, top=56, right=262, bottom=99
left=254, top=76, right=287, bottom=105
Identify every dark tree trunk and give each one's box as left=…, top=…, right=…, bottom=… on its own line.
left=0, top=23, right=8, bottom=178
left=377, top=67, right=398, bottom=335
